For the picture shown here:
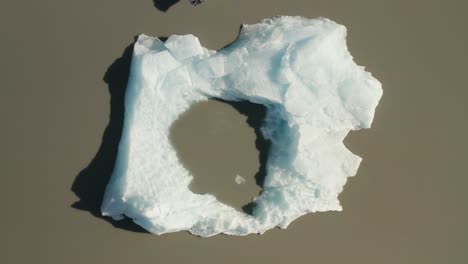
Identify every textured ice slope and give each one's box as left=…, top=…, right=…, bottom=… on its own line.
left=101, top=16, right=383, bottom=236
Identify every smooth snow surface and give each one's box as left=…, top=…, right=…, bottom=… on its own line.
left=101, top=16, right=383, bottom=237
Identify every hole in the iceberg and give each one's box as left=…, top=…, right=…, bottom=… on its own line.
left=170, top=99, right=271, bottom=214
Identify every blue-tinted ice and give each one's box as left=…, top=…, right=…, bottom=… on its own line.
left=101, top=16, right=383, bottom=236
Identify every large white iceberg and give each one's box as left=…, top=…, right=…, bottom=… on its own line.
left=101, top=16, right=383, bottom=236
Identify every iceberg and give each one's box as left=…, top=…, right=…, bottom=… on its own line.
left=101, top=16, right=383, bottom=236
left=235, top=175, right=246, bottom=185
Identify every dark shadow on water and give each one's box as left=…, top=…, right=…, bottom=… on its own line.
left=152, top=0, right=180, bottom=12
left=214, top=99, right=271, bottom=215
left=71, top=37, right=164, bottom=233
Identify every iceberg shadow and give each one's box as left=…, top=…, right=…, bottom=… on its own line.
left=71, top=38, right=165, bottom=233
left=152, top=0, right=180, bottom=12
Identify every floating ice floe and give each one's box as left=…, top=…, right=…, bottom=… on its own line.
left=101, top=16, right=383, bottom=237
left=235, top=175, right=246, bottom=185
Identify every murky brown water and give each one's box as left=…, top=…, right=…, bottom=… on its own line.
left=1, top=0, right=467, bottom=263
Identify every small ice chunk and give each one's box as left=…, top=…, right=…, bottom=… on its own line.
left=235, top=175, right=246, bottom=184
left=101, top=16, right=383, bottom=237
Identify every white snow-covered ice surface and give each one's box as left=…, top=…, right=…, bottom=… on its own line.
left=101, top=16, right=383, bottom=237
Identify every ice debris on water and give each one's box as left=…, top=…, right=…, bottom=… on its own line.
left=235, top=175, right=246, bottom=185
left=101, top=16, right=383, bottom=237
